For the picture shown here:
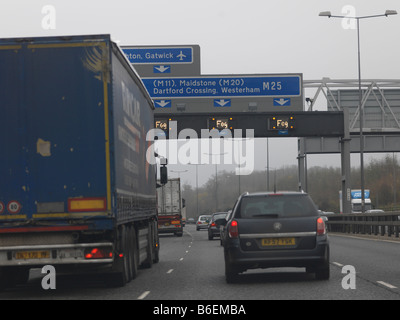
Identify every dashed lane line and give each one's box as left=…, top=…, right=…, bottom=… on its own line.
left=377, top=281, right=397, bottom=289
left=138, top=291, right=150, bottom=300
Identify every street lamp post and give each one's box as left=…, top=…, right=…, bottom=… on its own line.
left=203, top=152, right=227, bottom=212
left=319, top=9, right=397, bottom=213
left=188, top=163, right=203, bottom=218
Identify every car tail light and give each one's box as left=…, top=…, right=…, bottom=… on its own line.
left=317, top=217, right=326, bottom=235
left=229, top=220, right=239, bottom=238
left=211, top=222, right=216, bottom=227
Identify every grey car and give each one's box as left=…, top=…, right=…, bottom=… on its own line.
left=221, top=191, right=330, bottom=283
left=196, top=215, right=211, bottom=231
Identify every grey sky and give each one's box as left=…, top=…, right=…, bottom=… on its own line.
left=1, top=0, right=399, bottom=187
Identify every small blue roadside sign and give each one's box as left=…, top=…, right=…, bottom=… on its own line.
left=214, top=99, right=231, bottom=107
left=123, top=47, right=193, bottom=64
left=154, top=100, right=172, bottom=108
left=273, top=98, right=291, bottom=106
left=153, top=65, right=171, bottom=74
left=142, top=75, right=301, bottom=99
left=278, top=130, right=289, bottom=135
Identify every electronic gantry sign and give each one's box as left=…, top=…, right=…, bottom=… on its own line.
left=153, top=112, right=344, bottom=139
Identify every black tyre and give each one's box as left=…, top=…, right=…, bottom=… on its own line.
left=224, top=251, right=240, bottom=283
left=129, top=226, right=139, bottom=279
left=315, top=248, right=330, bottom=280
left=141, top=225, right=154, bottom=269
left=107, top=225, right=132, bottom=287
left=315, top=262, right=330, bottom=280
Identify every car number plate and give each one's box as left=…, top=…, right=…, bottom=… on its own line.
left=261, top=238, right=295, bottom=246
left=15, top=250, right=50, bottom=260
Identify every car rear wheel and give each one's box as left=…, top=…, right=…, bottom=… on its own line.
left=315, top=248, right=330, bottom=280
left=224, top=251, right=240, bottom=283
left=315, top=262, right=330, bottom=280
left=225, top=261, right=241, bottom=283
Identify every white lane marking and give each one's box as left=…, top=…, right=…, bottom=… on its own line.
left=167, top=269, right=174, bottom=274
left=138, top=291, right=150, bottom=300
left=377, top=281, right=397, bottom=289
left=333, top=262, right=344, bottom=267
left=180, top=257, right=184, bottom=261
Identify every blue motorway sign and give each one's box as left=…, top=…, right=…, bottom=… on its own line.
left=351, top=190, right=370, bottom=199
left=123, top=47, right=193, bottom=64
left=142, top=75, right=301, bottom=99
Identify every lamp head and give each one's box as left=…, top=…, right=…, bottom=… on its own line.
left=319, top=11, right=332, bottom=18
left=385, top=10, right=398, bottom=16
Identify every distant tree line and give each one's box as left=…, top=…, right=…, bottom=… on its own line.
left=182, top=155, right=400, bottom=219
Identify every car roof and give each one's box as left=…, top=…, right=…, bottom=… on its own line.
left=242, top=191, right=307, bottom=197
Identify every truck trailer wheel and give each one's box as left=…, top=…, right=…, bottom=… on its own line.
left=175, top=230, right=183, bottom=237
left=107, top=225, right=134, bottom=287
left=142, top=223, right=159, bottom=268
left=128, top=225, right=139, bottom=280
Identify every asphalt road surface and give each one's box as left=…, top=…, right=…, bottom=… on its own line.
left=1, top=224, right=400, bottom=301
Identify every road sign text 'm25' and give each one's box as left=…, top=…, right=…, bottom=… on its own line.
left=142, top=75, right=302, bottom=99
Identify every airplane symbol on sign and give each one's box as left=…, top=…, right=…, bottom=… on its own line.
left=177, top=51, right=186, bottom=61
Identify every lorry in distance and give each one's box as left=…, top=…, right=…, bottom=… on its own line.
left=157, top=178, right=185, bottom=237
left=339, top=189, right=372, bottom=213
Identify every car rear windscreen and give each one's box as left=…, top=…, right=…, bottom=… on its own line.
left=236, top=194, right=319, bottom=218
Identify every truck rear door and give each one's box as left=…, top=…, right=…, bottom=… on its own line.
left=0, top=37, right=111, bottom=222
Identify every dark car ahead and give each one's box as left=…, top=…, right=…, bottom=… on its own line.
left=208, top=212, right=228, bottom=240
left=221, top=191, right=330, bottom=283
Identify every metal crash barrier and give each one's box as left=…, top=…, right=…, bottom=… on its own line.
left=326, top=212, right=400, bottom=238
